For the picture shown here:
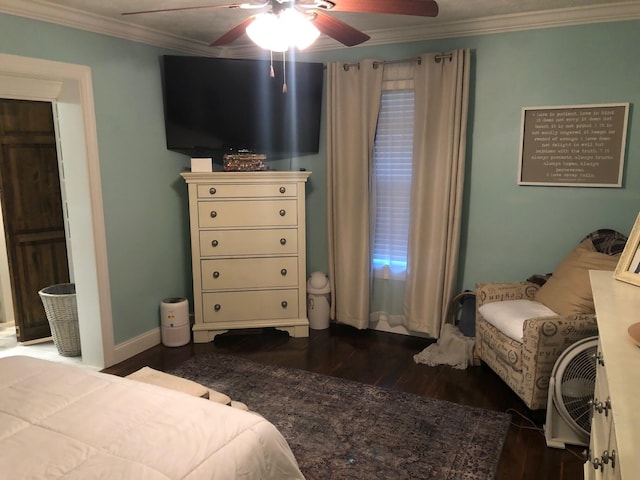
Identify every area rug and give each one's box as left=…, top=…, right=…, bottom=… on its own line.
left=169, top=352, right=510, bottom=480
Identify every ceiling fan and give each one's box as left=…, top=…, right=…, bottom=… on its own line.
left=122, top=0, right=439, bottom=49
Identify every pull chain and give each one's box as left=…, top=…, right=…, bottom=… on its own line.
left=270, top=50, right=275, bottom=78
left=282, top=51, right=287, bottom=93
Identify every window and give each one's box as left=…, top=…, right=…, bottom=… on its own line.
left=372, top=89, right=414, bottom=278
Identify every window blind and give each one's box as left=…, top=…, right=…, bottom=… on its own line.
left=372, top=89, right=414, bottom=278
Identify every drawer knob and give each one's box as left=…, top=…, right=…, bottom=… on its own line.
left=281, top=268, right=287, bottom=276
left=211, top=240, right=219, bottom=247
left=280, top=238, right=287, bottom=245
left=592, top=457, right=603, bottom=472
left=590, top=398, right=611, bottom=416
left=209, top=187, right=217, bottom=195
left=213, top=271, right=220, bottom=279
left=279, top=209, right=286, bottom=217
left=210, top=211, right=217, bottom=218
left=281, top=301, right=288, bottom=308
left=214, top=304, right=221, bottom=312
left=601, top=450, right=614, bottom=468
left=279, top=186, right=286, bottom=194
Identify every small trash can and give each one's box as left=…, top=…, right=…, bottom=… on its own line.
left=160, top=297, right=190, bottom=347
left=307, top=272, right=331, bottom=330
left=38, top=283, right=81, bottom=357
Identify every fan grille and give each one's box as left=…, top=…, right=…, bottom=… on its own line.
left=556, top=341, right=598, bottom=436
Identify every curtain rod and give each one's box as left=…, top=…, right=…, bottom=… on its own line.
left=342, top=53, right=452, bottom=71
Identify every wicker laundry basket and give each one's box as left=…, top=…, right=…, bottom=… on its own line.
left=38, top=283, right=81, bottom=357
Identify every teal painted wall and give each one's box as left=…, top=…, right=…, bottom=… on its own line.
left=1, top=13, right=638, bottom=344
left=0, top=14, right=191, bottom=344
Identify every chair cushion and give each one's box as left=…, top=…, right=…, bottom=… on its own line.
left=478, top=299, right=557, bottom=342
left=535, top=239, right=620, bottom=315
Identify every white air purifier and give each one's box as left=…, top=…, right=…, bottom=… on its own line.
left=160, top=297, right=190, bottom=347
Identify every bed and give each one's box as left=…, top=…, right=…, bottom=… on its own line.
left=0, top=355, right=305, bottom=479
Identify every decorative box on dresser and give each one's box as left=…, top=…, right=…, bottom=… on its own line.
left=181, top=171, right=311, bottom=343
left=585, top=270, right=640, bottom=480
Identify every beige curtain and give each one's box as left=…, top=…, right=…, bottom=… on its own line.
left=326, top=60, right=383, bottom=328
left=326, top=50, right=470, bottom=335
left=403, top=49, right=471, bottom=336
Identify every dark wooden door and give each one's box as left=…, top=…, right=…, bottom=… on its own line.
left=0, top=99, right=70, bottom=342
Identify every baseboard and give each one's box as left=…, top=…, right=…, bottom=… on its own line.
left=369, top=312, right=429, bottom=338
left=110, top=327, right=161, bottom=367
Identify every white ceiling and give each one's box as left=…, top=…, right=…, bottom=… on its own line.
left=2, top=0, right=639, bottom=57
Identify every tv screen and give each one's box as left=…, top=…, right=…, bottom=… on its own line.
left=161, top=55, right=324, bottom=158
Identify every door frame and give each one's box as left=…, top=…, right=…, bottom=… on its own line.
left=0, top=53, right=114, bottom=368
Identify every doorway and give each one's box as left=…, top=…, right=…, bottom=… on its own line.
left=0, top=53, right=114, bottom=368
left=0, top=99, right=71, bottom=343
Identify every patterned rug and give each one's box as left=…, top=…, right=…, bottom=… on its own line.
left=169, top=352, right=510, bottom=480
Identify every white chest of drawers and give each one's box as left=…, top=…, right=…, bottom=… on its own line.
left=585, top=271, right=640, bottom=480
left=181, top=171, right=311, bottom=342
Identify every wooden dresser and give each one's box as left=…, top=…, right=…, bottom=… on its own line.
left=585, top=270, right=640, bottom=479
left=181, top=171, right=311, bottom=342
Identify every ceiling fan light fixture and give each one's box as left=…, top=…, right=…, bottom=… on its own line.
left=246, top=8, right=320, bottom=52
left=246, top=13, right=288, bottom=52
left=280, top=8, right=320, bottom=50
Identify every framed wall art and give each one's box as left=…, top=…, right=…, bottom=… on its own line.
left=518, top=103, right=629, bottom=187
left=614, top=212, right=640, bottom=287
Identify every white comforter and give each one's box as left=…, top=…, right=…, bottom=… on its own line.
left=0, top=356, right=304, bottom=479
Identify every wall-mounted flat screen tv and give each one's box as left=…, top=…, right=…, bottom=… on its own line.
left=161, top=55, right=324, bottom=158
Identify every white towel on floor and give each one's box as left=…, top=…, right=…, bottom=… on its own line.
left=413, top=324, right=475, bottom=369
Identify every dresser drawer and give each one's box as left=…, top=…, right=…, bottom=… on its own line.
left=197, top=182, right=297, bottom=199
left=592, top=375, right=612, bottom=456
left=202, top=257, right=298, bottom=290
left=202, top=289, right=299, bottom=322
left=607, top=421, right=622, bottom=480
left=199, top=228, right=298, bottom=257
left=594, top=346, right=609, bottom=400
left=198, top=199, right=297, bottom=228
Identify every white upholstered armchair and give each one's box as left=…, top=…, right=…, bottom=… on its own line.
left=474, top=230, right=626, bottom=411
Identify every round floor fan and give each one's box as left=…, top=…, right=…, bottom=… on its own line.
left=544, top=336, right=598, bottom=449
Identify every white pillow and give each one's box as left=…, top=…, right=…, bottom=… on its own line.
left=479, top=299, right=557, bottom=342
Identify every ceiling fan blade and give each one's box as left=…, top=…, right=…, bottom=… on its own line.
left=320, top=0, right=438, bottom=17
left=311, top=11, right=370, bottom=47
left=122, top=2, right=267, bottom=16
left=210, top=16, right=256, bottom=46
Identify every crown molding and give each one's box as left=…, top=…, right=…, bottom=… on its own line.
left=1, top=0, right=639, bottom=58
left=357, top=1, right=640, bottom=48
left=0, top=0, right=215, bottom=56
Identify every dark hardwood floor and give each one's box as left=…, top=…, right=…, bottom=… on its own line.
left=102, top=324, right=585, bottom=480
